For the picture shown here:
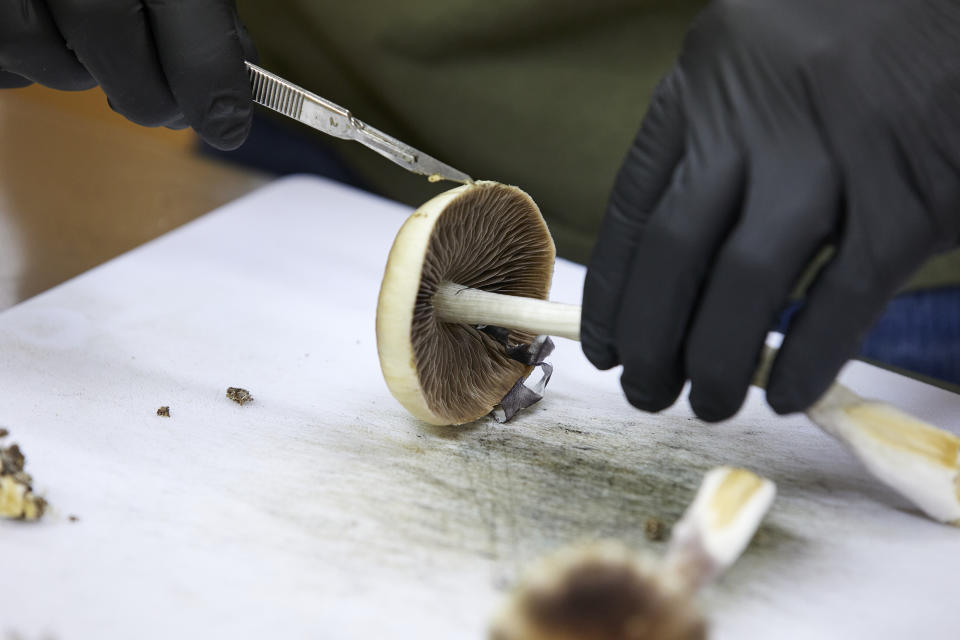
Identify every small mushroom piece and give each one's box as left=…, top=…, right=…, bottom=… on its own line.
left=226, top=387, right=253, bottom=406
left=0, top=475, right=46, bottom=521
left=0, top=440, right=46, bottom=521
left=490, top=468, right=774, bottom=640
left=376, top=181, right=558, bottom=425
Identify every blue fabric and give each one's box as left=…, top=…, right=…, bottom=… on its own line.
left=778, top=287, right=960, bottom=386
left=858, top=287, right=960, bottom=385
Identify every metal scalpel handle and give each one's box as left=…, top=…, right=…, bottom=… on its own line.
left=245, top=62, right=472, bottom=184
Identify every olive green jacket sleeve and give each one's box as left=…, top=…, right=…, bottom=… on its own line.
left=237, top=0, right=960, bottom=289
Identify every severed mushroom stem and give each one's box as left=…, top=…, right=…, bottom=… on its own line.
left=662, top=468, right=776, bottom=594
left=433, top=282, right=960, bottom=526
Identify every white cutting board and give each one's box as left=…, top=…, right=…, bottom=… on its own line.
left=0, top=176, right=956, bottom=639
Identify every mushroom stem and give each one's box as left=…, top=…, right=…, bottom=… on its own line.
left=434, top=282, right=581, bottom=341
left=753, top=345, right=960, bottom=525
left=663, top=467, right=776, bottom=593
left=433, top=284, right=960, bottom=525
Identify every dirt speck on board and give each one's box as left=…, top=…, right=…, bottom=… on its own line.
left=0, top=436, right=47, bottom=521
left=644, top=517, right=667, bottom=542
left=156, top=406, right=171, bottom=417
left=68, top=515, right=79, bottom=523
left=0, top=428, right=8, bottom=438
left=226, top=387, right=253, bottom=406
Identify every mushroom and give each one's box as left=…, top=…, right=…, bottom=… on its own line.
left=376, top=182, right=960, bottom=525
left=376, top=181, right=560, bottom=426
left=489, top=467, right=776, bottom=640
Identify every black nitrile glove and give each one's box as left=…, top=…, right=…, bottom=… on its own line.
left=582, top=0, right=960, bottom=421
left=0, top=0, right=255, bottom=150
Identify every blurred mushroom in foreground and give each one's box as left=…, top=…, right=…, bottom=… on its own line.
left=490, top=467, right=776, bottom=640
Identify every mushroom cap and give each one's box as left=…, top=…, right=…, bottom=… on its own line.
left=376, top=181, right=555, bottom=425
left=490, top=542, right=706, bottom=640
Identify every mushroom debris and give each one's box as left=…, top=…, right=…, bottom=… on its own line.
left=227, top=387, right=253, bottom=406
left=376, top=182, right=960, bottom=526
left=490, top=467, right=776, bottom=640
left=0, top=431, right=47, bottom=521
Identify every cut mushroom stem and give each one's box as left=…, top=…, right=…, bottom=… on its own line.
left=663, top=467, right=776, bottom=593
left=434, top=282, right=581, bottom=341
left=756, top=346, right=960, bottom=525
left=431, top=284, right=960, bottom=526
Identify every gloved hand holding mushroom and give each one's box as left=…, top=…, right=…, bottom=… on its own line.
left=376, top=181, right=960, bottom=526
left=580, top=0, right=960, bottom=425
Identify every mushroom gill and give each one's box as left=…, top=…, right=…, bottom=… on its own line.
left=413, top=182, right=555, bottom=423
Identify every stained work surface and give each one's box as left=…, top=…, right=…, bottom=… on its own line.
left=0, top=177, right=956, bottom=639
